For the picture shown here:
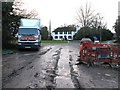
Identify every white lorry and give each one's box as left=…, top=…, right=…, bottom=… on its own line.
left=18, top=18, right=41, bottom=50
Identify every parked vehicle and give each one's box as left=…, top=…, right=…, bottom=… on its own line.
left=80, top=38, right=93, bottom=44
left=18, top=18, right=41, bottom=50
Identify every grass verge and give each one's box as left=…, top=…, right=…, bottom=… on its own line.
left=41, top=40, right=68, bottom=44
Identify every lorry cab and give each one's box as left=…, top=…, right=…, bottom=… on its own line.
left=18, top=18, right=41, bottom=50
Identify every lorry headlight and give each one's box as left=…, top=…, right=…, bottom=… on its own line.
left=18, top=36, right=21, bottom=40
left=35, top=43, right=38, bottom=45
left=18, top=43, right=22, bottom=45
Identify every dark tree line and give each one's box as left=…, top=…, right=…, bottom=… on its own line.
left=41, top=26, right=49, bottom=40
left=73, top=27, right=113, bottom=41
left=114, top=19, right=120, bottom=43
left=2, top=2, right=21, bottom=48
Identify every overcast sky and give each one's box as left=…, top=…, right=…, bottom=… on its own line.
left=21, top=0, right=119, bottom=32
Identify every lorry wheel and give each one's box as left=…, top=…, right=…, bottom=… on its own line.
left=39, top=43, right=41, bottom=47
left=36, top=46, right=40, bottom=51
left=18, top=47, right=22, bottom=51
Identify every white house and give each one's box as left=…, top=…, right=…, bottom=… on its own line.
left=51, top=26, right=80, bottom=40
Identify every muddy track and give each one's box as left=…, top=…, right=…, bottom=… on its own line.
left=2, top=47, right=52, bottom=87
left=69, top=54, right=82, bottom=88
left=44, top=48, right=62, bottom=89
left=26, top=48, right=62, bottom=89
left=3, top=44, right=118, bottom=88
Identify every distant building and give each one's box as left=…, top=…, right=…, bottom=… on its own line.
left=51, top=25, right=80, bottom=40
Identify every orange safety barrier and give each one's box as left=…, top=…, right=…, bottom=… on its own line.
left=79, top=42, right=120, bottom=67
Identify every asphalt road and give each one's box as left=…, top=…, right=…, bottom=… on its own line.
left=2, top=42, right=118, bottom=89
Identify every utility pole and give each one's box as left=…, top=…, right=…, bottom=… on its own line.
left=98, top=26, right=102, bottom=43
left=49, top=20, right=51, bottom=34
left=100, top=28, right=102, bottom=43
left=49, top=20, right=52, bottom=40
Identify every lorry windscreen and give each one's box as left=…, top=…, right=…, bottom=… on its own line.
left=18, top=28, right=38, bottom=35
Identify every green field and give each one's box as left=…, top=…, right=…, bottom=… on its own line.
left=41, top=40, right=68, bottom=44
left=10, top=40, right=68, bottom=45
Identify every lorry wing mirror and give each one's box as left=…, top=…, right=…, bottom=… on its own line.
left=40, top=32, right=42, bottom=35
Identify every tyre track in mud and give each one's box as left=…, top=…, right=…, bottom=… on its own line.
left=69, top=54, right=82, bottom=88
left=2, top=47, right=52, bottom=87
left=26, top=47, right=62, bottom=89
left=55, top=47, right=76, bottom=88
left=49, top=46, right=81, bottom=88
left=43, top=48, right=62, bottom=89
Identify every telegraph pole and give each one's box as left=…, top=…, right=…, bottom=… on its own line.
left=49, top=20, right=51, bottom=34
left=98, top=26, right=102, bottom=43
left=100, top=28, right=102, bottom=43
left=49, top=20, right=52, bottom=40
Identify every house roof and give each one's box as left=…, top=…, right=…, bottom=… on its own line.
left=53, top=27, right=76, bottom=32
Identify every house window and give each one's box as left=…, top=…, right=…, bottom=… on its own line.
left=55, top=32, right=58, bottom=34
left=68, top=32, right=71, bottom=34
left=68, top=36, right=72, bottom=39
left=60, top=32, right=63, bottom=34
left=64, top=32, right=67, bottom=34
left=59, top=36, right=63, bottom=39
left=55, top=36, right=58, bottom=39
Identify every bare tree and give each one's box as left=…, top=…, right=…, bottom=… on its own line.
left=13, top=0, right=38, bottom=18
left=77, top=3, right=106, bottom=29
left=92, top=13, right=107, bottom=29
left=26, top=9, right=38, bottom=18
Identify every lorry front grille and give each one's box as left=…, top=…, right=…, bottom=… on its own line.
left=22, top=42, right=35, bottom=45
